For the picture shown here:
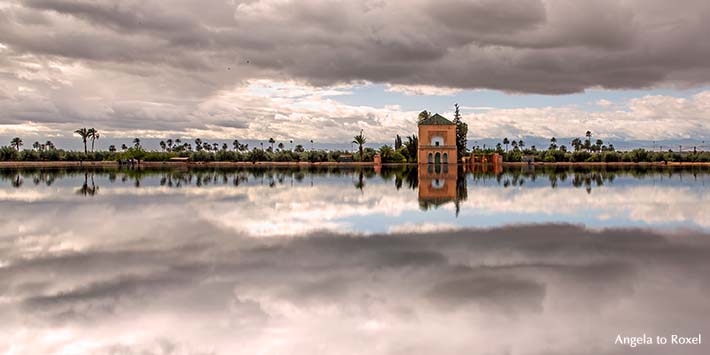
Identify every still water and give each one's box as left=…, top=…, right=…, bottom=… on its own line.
left=1, top=166, right=709, bottom=354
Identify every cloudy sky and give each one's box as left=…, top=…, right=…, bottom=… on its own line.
left=1, top=0, right=709, bottom=149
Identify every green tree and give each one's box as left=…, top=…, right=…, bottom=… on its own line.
left=418, top=110, right=430, bottom=121
left=394, top=135, right=402, bottom=150
left=159, top=140, right=166, bottom=151
left=233, top=139, right=240, bottom=151
left=453, top=103, right=468, bottom=161
left=32, top=141, right=40, bottom=150
left=378, top=145, right=394, bottom=160
left=11, top=137, right=23, bottom=151
left=74, top=128, right=89, bottom=154
left=352, top=129, right=367, bottom=161
left=132, top=138, right=141, bottom=148
left=404, top=135, right=418, bottom=162
left=503, top=137, right=510, bottom=152
left=268, top=137, right=275, bottom=150
left=549, top=137, right=558, bottom=150
left=571, top=138, right=582, bottom=152
left=88, top=128, right=100, bottom=152
left=109, top=145, right=117, bottom=152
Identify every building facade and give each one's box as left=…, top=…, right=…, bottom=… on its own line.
left=417, top=113, right=457, bottom=164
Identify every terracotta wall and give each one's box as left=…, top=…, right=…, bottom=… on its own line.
left=417, top=124, right=457, bottom=164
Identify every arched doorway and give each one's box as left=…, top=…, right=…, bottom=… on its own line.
left=434, top=152, right=441, bottom=164
left=428, top=153, right=433, bottom=164
left=443, top=153, right=448, bottom=164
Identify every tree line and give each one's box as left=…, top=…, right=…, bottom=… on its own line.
left=2, top=118, right=709, bottom=163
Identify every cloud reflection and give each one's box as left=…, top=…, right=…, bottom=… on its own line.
left=0, top=220, right=709, bottom=354
left=1, top=167, right=707, bottom=234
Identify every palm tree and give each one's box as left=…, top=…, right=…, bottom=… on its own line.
left=352, top=129, right=367, bottom=161
left=503, top=137, right=510, bottom=152
left=109, top=145, right=117, bottom=152
left=378, top=145, right=394, bottom=161
left=222, top=143, right=228, bottom=151
left=585, top=130, right=592, bottom=152
left=10, top=137, right=23, bottom=151
left=268, top=137, right=275, bottom=150
left=121, top=143, right=128, bottom=151
left=166, top=138, right=173, bottom=152
left=132, top=138, right=141, bottom=148
left=74, top=128, right=89, bottom=153
left=571, top=138, right=582, bottom=152
left=549, top=137, right=557, bottom=150
left=418, top=110, right=430, bottom=121
left=233, top=139, right=240, bottom=151
left=289, top=139, right=294, bottom=150
left=159, top=140, right=166, bottom=151
left=45, top=140, right=54, bottom=150
left=87, top=128, right=99, bottom=152
left=32, top=141, right=40, bottom=150
left=277, top=142, right=284, bottom=151
left=310, top=139, right=314, bottom=151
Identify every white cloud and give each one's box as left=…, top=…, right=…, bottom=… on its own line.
left=595, top=99, right=613, bottom=107
left=385, top=84, right=462, bottom=96
left=463, top=92, right=710, bottom=140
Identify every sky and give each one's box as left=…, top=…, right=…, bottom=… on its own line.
left=1, top=0, right=709, bottom=150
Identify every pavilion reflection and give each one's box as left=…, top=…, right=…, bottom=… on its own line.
left=418, top=164, right=467, bottom=214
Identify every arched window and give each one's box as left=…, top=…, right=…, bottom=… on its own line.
left=428, top=153, right=433, bottom=163
left=435, top=152, right=441, bottom=164
left=443, top=153, right=448, bottom=163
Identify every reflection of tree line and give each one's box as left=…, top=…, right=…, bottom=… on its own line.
left=76, top=172, right=98, bottom=196
left=1, top=165, right=708, bottom=196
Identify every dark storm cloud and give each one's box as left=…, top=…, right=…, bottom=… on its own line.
left=2, top=0, right=710, bottom=94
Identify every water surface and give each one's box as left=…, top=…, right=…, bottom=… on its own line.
left=1, top=166, right=708, bottom=354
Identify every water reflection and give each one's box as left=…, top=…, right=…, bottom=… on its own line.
left=1, top=165, right=709, bottom=233
left=1, top=166, right=709, bottom=354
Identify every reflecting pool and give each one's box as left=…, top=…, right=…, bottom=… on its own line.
left=0, top=166, right=708, bottom=354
